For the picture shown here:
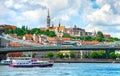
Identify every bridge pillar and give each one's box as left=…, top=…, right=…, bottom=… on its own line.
left=80, top=50, right=83, bottom=59
left=0, top=53, right=7, bottom=61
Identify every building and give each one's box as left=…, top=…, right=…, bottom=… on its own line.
left=64, top=28, right=71, bottom=34
left=86, top=32, right=92, bottom=36
left=0, top=38, right=9, bottom=47
left=23, top=34, right=47, bottom=44
left=0, top=24, right=16, bottom=29
left=23, top=34, right=33, bottom=41
left=40, top=10, right=65, bottom=38
left=70, top=25, right=86, bottom=37
left=92, top=30, right=97, bottom=36
left=103, top=34, right=111, bottom=38
left=0, top=24, right=16, bottom=47
left=49, top=21, right=65, bottom=38
left=40, top=10, right=88, bottom=38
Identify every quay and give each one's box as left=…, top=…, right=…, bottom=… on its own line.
left=34, top=58, right=120, bottom=63
left=54, top=59, right=120, bottom=63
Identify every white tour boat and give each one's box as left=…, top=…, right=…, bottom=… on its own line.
left=9, top=58, right=54, bottom=67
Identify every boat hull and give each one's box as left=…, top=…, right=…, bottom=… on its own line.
left=0, top=63, right=11, bottom=65
left=9, top=64, right=53, bottom=67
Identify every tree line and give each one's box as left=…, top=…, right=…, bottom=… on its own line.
left=84, top=50, right=120, bottom=59
left=23, top=51, right=76, bottom=59
left=4, top=26, right=120, bottom=42
left=71, top=31, right=120, bottom=42
left=4, top=26, right=56, bottom=37
left=23, top=51, right=120, bottom=59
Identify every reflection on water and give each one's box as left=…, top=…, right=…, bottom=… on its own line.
left=0, top=63, right=120, bottom=76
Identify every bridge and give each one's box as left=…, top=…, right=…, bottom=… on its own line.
left=0, top=45, right=120, bottom=53
left=0, top=33, right=120, bottom=60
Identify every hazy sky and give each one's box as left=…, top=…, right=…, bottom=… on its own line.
left=0, top=0, right=120, bottom=37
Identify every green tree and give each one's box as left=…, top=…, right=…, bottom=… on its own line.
left=21, top=25, right=29, bottom=34
left=32, top=53, right=36, bottom=57
left=23, top=54, right=27, bottom=57
left=47, top=52, right=54, bottom=58
left=97, top=50, right=106, bottom=58
left=90, top=51, right=106, bottom=59
left=64, top=53, right=69, bottom=58
left=90, top=51, right=98, bottom=58
left=4, top=28, right=10, bottom=34
left=13, top=27, right=26, bottom=36
left=44, top=30, right=49, bottom=35
left=116, top=53, right=120, bottom=58
left=85, top=36, right=92, bottom=41
left=56, top=52, right=64, bottom=58
left=109, top=52, right=116, bottom=59
left=97, top=31, right=104, bottom=38
left=4, top=28, right=13, bottom=34
left=30, top=28, right=41, bottom=35
left=49, top=31, right=56, bottom=37
left=84, top=53, right=89, bottom=58
left=21, top=26, right=26, bottom=31
left=28, top=54, right=31, bottom=57
left=63, top=34, right=71, bottom=38
left=69, top=51, right=75, bottom=58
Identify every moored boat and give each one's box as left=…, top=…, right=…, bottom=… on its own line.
left=0, top=57, right=12, bottom=65
left=0, top=57, right=32, bottom=65
left=9, top=58, right=54, bottom=67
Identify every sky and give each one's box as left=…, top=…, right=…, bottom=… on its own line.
left=0, top=0, right=120, bottom=38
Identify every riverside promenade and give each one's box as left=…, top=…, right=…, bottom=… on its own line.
left=38, top=58, right=120, bottom=63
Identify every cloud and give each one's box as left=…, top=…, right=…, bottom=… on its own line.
left=0, top=0, right=120, bottom=37
left=85, top=0, right=120, bottom=38
left=4, top=0, right=14, bottom=8
left=87, top=4, right=120, bottom=25
left=1, top=0, right=83, bottom=27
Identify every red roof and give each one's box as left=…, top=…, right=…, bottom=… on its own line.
left=1, top=24, right=16, bottom=29
left=103, top=34, right=110, bottom=36
left=40, top=27, right=47, bottom=31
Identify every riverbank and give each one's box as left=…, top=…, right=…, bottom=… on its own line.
left=38, top=58, right=120, bottom=63
left=54, top=59, right=120, bottom=63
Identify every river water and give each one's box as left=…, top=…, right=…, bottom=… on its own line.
left=0, top=63, right=120, bottom=76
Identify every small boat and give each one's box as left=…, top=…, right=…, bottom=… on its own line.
left=0, top=57, right=12, bottom=65
left=9, top=58, right=54, bottom=67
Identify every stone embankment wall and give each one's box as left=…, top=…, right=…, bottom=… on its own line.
left=38, top=58, right=120, bottom=63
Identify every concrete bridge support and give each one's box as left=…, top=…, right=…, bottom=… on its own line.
left=0, top=53, right=7, bottom=61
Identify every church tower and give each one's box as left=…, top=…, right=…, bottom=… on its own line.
left=58, top=20, right=61, bottom=27
left=46, top=9, right=50, bottom=29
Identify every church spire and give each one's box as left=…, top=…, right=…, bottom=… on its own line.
left=48, top=9, right=49, bottom=17
left=46, top=9, right=50, bottom=29
left=58, top=20, right=60, bottom=27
